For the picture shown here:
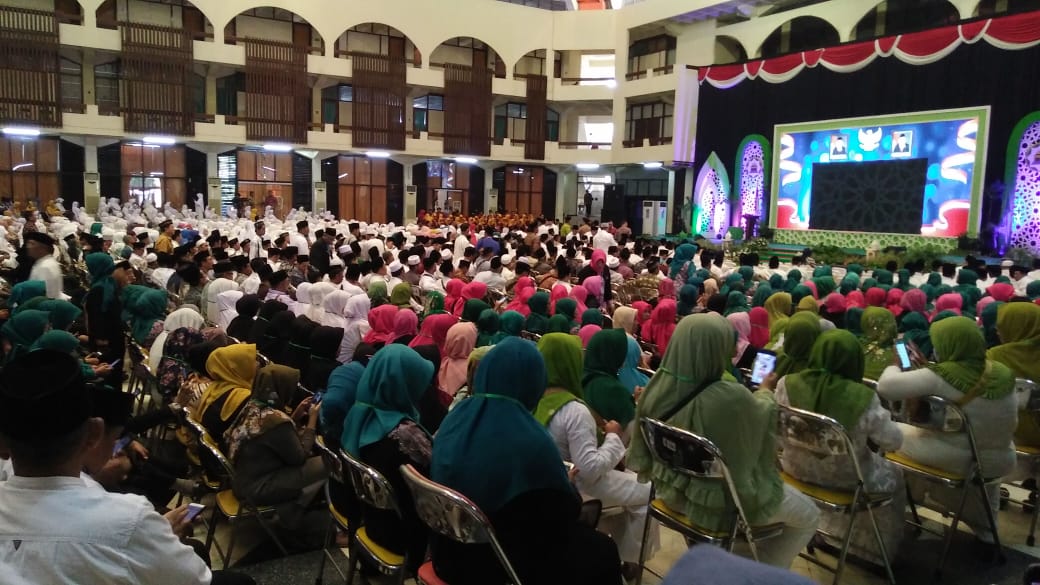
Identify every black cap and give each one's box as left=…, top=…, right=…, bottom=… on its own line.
left=158, top=219, right=172, bottom=229
left=230, top=255, right=249, bottom=270
left=0, top=351, right=90, bottom=441
left=283, top=246, right=298, bottom=257
left=178, top=263, right=202, bottom=286
left=296, top=254, right=309, bottom=263
left=270, top=270, right=289, bottom=286
left=193, top=251, right=211, bottom=264
left=24, top=231, right=55, bottom=248
left=213, top=261, right=234, bottom=274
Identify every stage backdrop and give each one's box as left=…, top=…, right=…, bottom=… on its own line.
left=694, top=38, right=1040, bottom=244
left=770, top=107, right=989, bottom=237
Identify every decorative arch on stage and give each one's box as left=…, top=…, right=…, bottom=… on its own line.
left=733, top=134, right=770, bottom=234
left=1006, top=111, right=1040, bottom=256
left=693, top=152, right=731, bottom=238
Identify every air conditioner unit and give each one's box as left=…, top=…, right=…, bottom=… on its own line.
left=404, top=185, right=418, bottom=224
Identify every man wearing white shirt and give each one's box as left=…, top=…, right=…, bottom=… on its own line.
left=24, top=232, right=66, bottom=299
left=592, top=224, right=617, bottom=252
left=289, top=221, right=311, bottom=254
left=340, top=264, right=365, bottom=296
left=473, top=256, right=507, bottom=293
left=419, top=256, right=446, bottom=295
left=264, top=270, right=299, bottom=313
left=1011, top=265, right=1033, bottom=297
left=453, top=224, right=471, bottom=261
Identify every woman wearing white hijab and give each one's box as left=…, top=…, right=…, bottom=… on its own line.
left=204, top=277, right=238, bottom=325
left=308, top=282, right=336, bottom=324
left=293, top=282, right=312, bottom=317
left=217, top=289, right=243, bottom=331
left=148, top=306, right=205, bottom=372
left=327, top=292, right=369, bottom=364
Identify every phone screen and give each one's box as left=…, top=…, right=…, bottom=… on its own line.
left=185, top=503, right=205, bottom=521
left=895, top=340, right=912, bottom=370
left=112, top=435, right=132, bottom=456
left=750, top=351, right=777, bottom=385
left=312, top=392, right=324, bottom=405
left=108, top=359, right=121, bottom=369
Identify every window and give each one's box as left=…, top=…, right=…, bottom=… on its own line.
left=215, top=73, right=244, bottom=116
left=95, top=61, right=120, bottom=114
left=120, top=142, right=186, bottom=208
left=322, top=84, right=353, bottom=125
left=625, top=101, right=673, bottom=146
left=192, top=73, right=205, bottom=115
left=412, top=94, right=443, bottom=132
left=60, top=58, right=82, bottom=106
left=494, top=102, right=560, bottom=142
left=579, top=53, right=615, bottom=85
left=627, top=34, right=675, bottom=74
left=0, top=137, right=61, bottom=207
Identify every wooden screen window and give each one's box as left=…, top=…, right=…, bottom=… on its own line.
left=244, top=39, right=309, bottom=142
left=0, top=137, right=59, bottom=207
left=236, top=150, right=293, bottom=219
left=120, top=22, right=195, bottom=136
left=120, top=142, right=186, bottom=209
left=443, top=64, right=491, bottom=156
left=503, top=166, right=543, bottom=216
left=338, top=156, right=387, bottom=224
left=0, top=6, right=61, bottom=128
left=524, top=76, right=547, bottom=160
left=352, top=52, right=407, bottom=150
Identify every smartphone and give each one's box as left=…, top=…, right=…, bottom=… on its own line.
left=112, top=435, right=132, bottom=456
left=750, top=350, right=777, bottom=385
left=894, top=339, right=913, bottom=371
left=108, top=359, right=121, bottom=369
left=312, top=392, right=324, bottom=405
left=185, top=503, right=206, bottom=522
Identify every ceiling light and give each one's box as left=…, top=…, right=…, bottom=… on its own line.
left=642, top=161, right=663, bottom=169
left=262, top=143, right=293, bottom=152
left=2, top=126, right=40, bottom=137
left=365, top=151, right=391, bottom=158
left=142, top=135, right=175, bottom=145
left=576, top=163, right=600, bottom=170
left=454, top=157, right=478, bottom=164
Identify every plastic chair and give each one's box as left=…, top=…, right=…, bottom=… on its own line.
left=1006, top=378, right=1040, bottom=545
left=882, top=394, right=1005, bottom=576
left=635, top=417, right=784, bottom=585
left=339, top=448, right=409, bottom=585
left=399, top=464, right=525, bottom=585
left=777, top=405, right=896, bottom=585
left=194, top=424, right=287, bottom=568
left=314, top=435, right=352, bottom=584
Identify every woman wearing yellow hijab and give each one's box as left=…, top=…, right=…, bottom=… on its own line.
left=765, top=292, right=793, bottom=344
left=195, top=343, right=257, bottom=447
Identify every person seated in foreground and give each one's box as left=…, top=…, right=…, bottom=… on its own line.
left=431, top=337, right=624, bottom=585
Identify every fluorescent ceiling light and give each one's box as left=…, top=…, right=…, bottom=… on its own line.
left=365, top=151, right=391, bottom=158
left=576, top=163, right=600, bottom=170
left=142, top=135, right=175, bottom=145
left=2, top=127, right=40, bottom=137
left=642, top=161, right=663, bottom=169
left=454, top=157, right=478, bottom=164
left=262, top=143, right=293, bottom=152
left=11, top=163, right=33, bottom=171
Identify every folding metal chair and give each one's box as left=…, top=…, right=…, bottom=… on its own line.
left=399, top=464, right=525, bottom=585
left=1005, top=378, right=1040, bottom=545
left=314, top=435, right=352, bottom=584
left=339, top=448, right=409, bottom=585
left=519, top=331, right=541, bottom=343
left=635, top=417, right=784, bottom=585
left=883, top=394, right=1005, bottom=577
left=777, top=404, right=896, bottom=585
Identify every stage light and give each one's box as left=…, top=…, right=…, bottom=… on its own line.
left=454, top=157, right=478, bottom=164
left=576, top=163, right=600, bottom=170
left=642, top=161, right=663, bottom=169
left=365, top=151, right=391, bottom=158
left=142, top=135, right=176, bottom=145
left=263, top=143, right=293, bottom=152
left=2, top=126, right=40, bottom=137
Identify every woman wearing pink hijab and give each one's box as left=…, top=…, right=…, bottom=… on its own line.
left=549, top=283, right=568, bottom=313
left=504, top=285, right=534, bottom=316
left=748, top=306, right=770, bottom=348
left=578, top=324, right=602, bottom=348
left=726, top=312, right=753, bottom=366
left=803, top=280, right=819, bottom=300
left=632, top=301, right=652, bottom=330
left=590, top=249, right=607, bottom=273
left=583, top=275, right=606, bottom=309
left=390, top=309, right=419, bottom=345
left=986, top=282, right=1016, bottom=302
left=439, top=321, right=477, bottom=396
left=846, top=289, right=867, bottom=309
left=569, top=285, right=589, bottom=316
left=899, top=288, right=927, bottom=317
left=885, top=288, right=904, bottom=317
left=444, top=279, right=465, bottom=315
left=453, top=281, right=488, bottom=317
left=864, top=287, right=887, bottom=308
left=641, top=298, right=678, bottom=353
left=658, top=278, right=676, bottom=301
left=409, top=313, right=458, bottom=354
left=931, top=292, right=963, bottom=319
left=362, top=304, right=399, bottom=346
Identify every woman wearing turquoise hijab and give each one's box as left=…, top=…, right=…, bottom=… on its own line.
left=719, top=273, right=745, bottom=296
left=839, top=274, right=860, bottom=295
left=498, top=310, right=525, bottom=338
left=751, top=283, right=773, bottom=308
left=554, top=297, right=579, bottom=330
left=31, top=330, right=98, bottom=380
left=723, top=290, right=750, bottom=316
left=784, top=269, right=802, bottom=292
left=37, top=299, right=82, bottom=331
left=2, top=309, right=51, bottom=363
left=618, top=334, right=650, bottom=395
left=7, top=280, right=46, bottom=311
left=122, top=285, right=168, bottom=345
left=475, top=308, right=505, bottom=347
left=432, top=337, right=624, bottom=584
left=524, top=290, right=551, bottom=334
left=341, top=344, right=435, bottom=571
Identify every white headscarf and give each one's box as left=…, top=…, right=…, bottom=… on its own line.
left=217, top=289, right=244, bottom=331
left=293, top=282, right=312, bottom=317
left=205, top=278, right=238, bottom=325
left=309, top=282, right=337, bottom=324
left=337, top=293, right=371, bottom=363
left=148, top=307, right=205, bottom=371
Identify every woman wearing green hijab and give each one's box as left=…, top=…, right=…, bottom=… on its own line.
left=628, top=313, right=819, bottom=568
left=839, top=274, right=860, bottom=295
left=773, top=312, right=821, bottom=379
left=719, top=273, right=745, bottom=296
left=582, top=328, right=635, bottom=428
left=860, top=307, right=898, bottom=381
left=845, top=306, right=865, bottom=337
left=366, top=279, right=389, bottom=307
left=751, top=283, right=773, bottom=308
left=954, top=269, right=983, bottom=318
left=475, top=308, right=504, bottom=347
left=390, top=282, right=414, bottom=310
left=980, top=301, right=1003, bottom=348
left=790, top=284, right=812, bottom=306
left=921, top=273, right=943, bottom=302
left=723, top=290, right=750, bottom=316
left=341, top=344, right=435, bottom=571
left=895, top=269, right=913, bottom=291
left=432, top=338, right=624, bottom=585
left=988, top=303, right=1040, bottom=447
left=873, top=269, right=894, bottom=291
left=900, top=312, right=933, bottom=360
left=37, top=299, right=82, bottom=331
left=525, top=290, right=551, bottom=334
left=2, top=309, right=51, bottom=363
left=581, top=308, right=604, bottom=327
left=422, top=290, right=446, bottom=317
left=7, top=280, right=46, bottom=311
left=122, top=285, right=168, bottom=345
left=776, top=329, right=905, bottom=566
left=84, top=252, right=126, bottom=389
left=877, top=316, right=1016, bottom=543
left=554, top=297, right=579, bottom=330
left=859, top=277, right=878, bottom=292
left=31, top=330, right=99, bottom=380
left=784, top=269, right=802, bottom=293
left=461, top=298, right=491, bottom=323
left=498, top=310, right=525, bottom=338
left=765, top=292, right=792, bottom=344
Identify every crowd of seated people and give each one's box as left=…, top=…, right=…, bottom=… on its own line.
left=1, top=202, right=1040, bottom=583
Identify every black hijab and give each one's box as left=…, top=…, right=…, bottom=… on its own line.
left=227, top=294, right=261, bottom=341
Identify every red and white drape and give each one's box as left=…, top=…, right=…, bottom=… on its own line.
left=698, top=11, right=1040, bottom=88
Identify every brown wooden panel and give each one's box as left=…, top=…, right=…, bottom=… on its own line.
left=530, top=191, right=542, bottom=216
left=165, top=145, right=185, bottom=177
left=338, top=156, right=354, bottom=185
left=143, top=144, right=164, bottom=174
left=0, top=173, right=10, bottom=199
left=120, top=22, right=194, bottom=135
left=524, top=75, right=547, bottom=160
left=443, top=64, right=491, bottom=156
left=457, top=165, right=470, bottom=189
left=505, top=168, right=517, bottom=192
left=0, top=6, right=62, bottom=128
left=355, top=158, right=372, bottom=184
left=165, top=177, right=185, bottom=209
left=371, top=186, right=386, bottom=223
left=244, top=38, right=308, bottom=142
left=183, top=6, right=205, bottom=39
left=36, top=137, right=58, bottom=172
left=0, top=140, right=10, bottom=170
left=121, top=143, right=142, bottom=175
left=352, top=51, right=407, bottom=150
left=274, top=152, right=292, bottom=181
left=356, top=185, right=370, bottom=221
left=237, top=150, right=257, bottom=181
left=532, top=167, right=544, bottom=192
left=96, top=0, right=116, bottom=29
left=340, top=185, right=355, bottom=220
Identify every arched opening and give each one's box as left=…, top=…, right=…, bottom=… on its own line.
left=760, top=16, right=840, bottom=59
left=975, top=0, right=1040, bottom=16
left=95, top=0, right=213, bottom=39
left=54, top=0, right=82, bottom=24
left=223, top=7, right=324, bottom=55
left=714, top=36, right=747, bottom=65
left=431, top=37, right=506, bottom=79
left=853, top=0, right=960, bottom=41
left=514, top=49, right=562, bottom=79
left=693, top=152, right=731, bottom=238
left=333, top=22, right=420, bottom=67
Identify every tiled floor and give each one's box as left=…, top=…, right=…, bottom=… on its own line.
left=218, top=483, right=1040, bottom=584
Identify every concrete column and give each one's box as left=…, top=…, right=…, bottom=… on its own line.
left=205, top=73, right=217, bottom=115
left=206, top=150, right=221, bottom=213
left=483, top=166, right=495, bottom=213
left=82, top=50, right=96, bottom=107
left=311, top=157, right=325, bottom=212
left=557, top=168, right=577, bottom=221
left=83, top=141, right=99, bottom=214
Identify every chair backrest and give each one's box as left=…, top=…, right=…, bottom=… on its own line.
left=898, top=394, right=966, bottom=433
left=399, top=464, right=524, bottom=585
left=777, top=404, right=867, bottom=485
left=1016, top=378, right=1040, bottom=412
left=314, top=435, right=344, bottom=485
left=127, top=341, right=147, bottom=367
left=520, top=331, right=541, bottom=342
left=195, top=424, right=236, bottom=481
left=338, top=448, right=402, bottom=517
left=640, top=417, right=725, bottom=480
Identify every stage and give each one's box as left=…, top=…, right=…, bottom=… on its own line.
left=771, top=228, right=957, bottom=253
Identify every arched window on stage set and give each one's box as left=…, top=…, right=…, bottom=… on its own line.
left=693, top=152, right=730, bottom=238
left=1006, top=112, right=1040, bottom=256
left=734, top=135, right=770, bottom=235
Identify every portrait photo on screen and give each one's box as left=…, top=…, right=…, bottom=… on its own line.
left=809, top=158, right=928, bottom=234
left=891, top=131, right=913, bottom=158
left=829, top=134, right=849, bottom=160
